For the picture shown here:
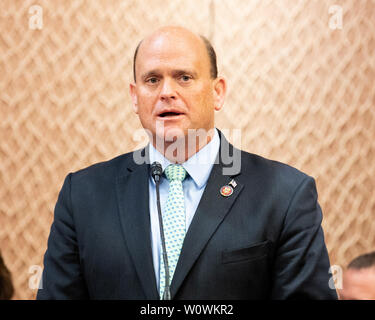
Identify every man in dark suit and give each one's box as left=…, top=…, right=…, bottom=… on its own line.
left=37, top=26, right=337, bottom=300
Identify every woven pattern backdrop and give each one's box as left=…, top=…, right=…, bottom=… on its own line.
left=1, top=0, right=374, bottom=299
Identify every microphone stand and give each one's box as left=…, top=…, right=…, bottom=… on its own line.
left=152, top=163, right=171, bottom=300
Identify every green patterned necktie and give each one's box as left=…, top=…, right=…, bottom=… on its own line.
left=159, top=164, right=187, bottom=299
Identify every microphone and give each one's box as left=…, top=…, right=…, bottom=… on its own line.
left=150, top=161, right=163, bottom=182
left=150, top=162, right=171, bottom=300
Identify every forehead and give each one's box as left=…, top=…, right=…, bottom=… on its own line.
left=342, top=269, right=375, bottom=298
left=136, top=32, right=210, bottom=75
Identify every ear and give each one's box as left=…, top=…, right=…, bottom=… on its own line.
left=129, top=83, right=139, bottom=114
left=212, top=77, right=226, bottom=111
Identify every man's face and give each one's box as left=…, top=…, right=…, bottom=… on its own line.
left=130, top=29, right=224, bottom=145
left=339, top=267, right=375, bottom=300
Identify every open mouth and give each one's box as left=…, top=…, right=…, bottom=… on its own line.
left=158, top=112, right=183, bottom=118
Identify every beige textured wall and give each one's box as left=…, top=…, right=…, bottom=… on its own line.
left=1, top=0, right=374, bottom=299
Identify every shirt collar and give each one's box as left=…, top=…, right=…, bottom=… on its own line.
left=148, top=128, right=220, bottom=189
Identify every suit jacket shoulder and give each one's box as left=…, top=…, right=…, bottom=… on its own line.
left=70, top=150, right=136, bottom=182
left=239, top=150, right=314, bottom=201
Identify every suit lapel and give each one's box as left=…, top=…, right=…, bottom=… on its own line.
left=115, top=157, right=159, bottom=300
left=170, top=135, right=244, bottom=298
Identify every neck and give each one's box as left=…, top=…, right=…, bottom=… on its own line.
left=151, top=128, right=215, bottom=163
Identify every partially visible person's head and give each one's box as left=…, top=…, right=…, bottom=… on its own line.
left=129, top=26, right=226, bottom=156
left=339, top=251, right=375, bottom=300
left=0, top=252, right=14, bottom=300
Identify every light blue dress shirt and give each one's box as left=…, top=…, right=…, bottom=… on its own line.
left=148, top=128, right=220, bottom=289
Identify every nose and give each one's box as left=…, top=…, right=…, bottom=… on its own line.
left=160, top=78, right=177, bottom=101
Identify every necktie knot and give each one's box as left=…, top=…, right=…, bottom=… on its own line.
left=164, top=164, right=187, bottom=182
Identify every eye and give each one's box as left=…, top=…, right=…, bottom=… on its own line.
left=180, top=75, right=192, bottom=82
left=146, top=77, right=159, bottom=84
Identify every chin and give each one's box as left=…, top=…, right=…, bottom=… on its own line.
left=157, top=126, right=187, bottom=142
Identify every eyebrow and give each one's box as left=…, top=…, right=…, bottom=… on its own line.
left=141, top=69, right=198, bottom=81
left=172, top=69, right=198, bottom=78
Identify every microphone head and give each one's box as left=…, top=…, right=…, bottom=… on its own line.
left=150, top=161, right=163, bottom=181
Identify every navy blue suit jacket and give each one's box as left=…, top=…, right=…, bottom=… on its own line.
left=37, top=132, right=337, bottom=299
